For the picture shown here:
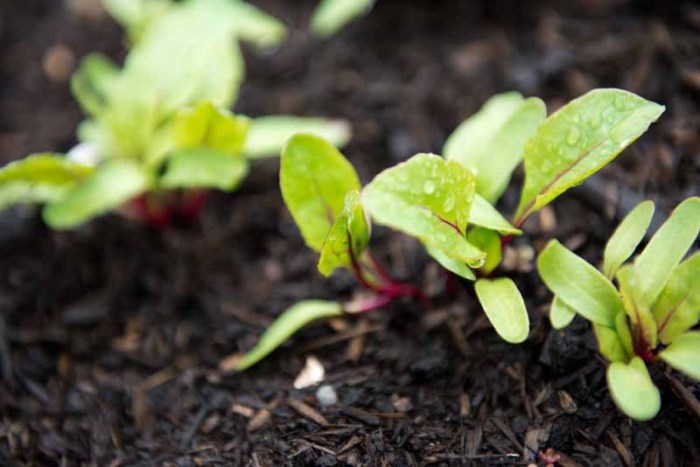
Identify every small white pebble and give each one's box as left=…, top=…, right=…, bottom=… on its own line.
left=293, top=356, right=325, bottom=389
left=315, top=385, right=337, bottom=407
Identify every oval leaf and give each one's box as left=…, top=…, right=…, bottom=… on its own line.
left=243, top=116, right=351, bottom=160
left=363, top=153, right=485, bottom=267
left=607, top=357, right=661, bottom=421
left=425, top=245, right=476, bottom=281
left=311, top=0, right=375, bottom=37
left=537, top=240, right=623, bottom=327
left=550, top=295, right=576, bottom=330
left=474, top=278, right=530, bottom=344
left=236, top=300, right=343, bottom=371
left=281, top=134, right=361, bottom=251
left=514, top=89, right=664, bottom=226
left=654, top=253, right=700, bottom=344
left=633, top=197, right=700, bottom=309
left=160, top=148, right=249, bottom=191
left=469, top=194, right=522, bottom=236
left=603, top=200, right=655, bottom=278
left=71, top=53, right=119, bottom=118
left=43, top=159, right=150, bottom=229
left=466, top=228, right=501, bottom=274
left=594, top=323, right=627, bottom=363
left=173, top=101, right=249, bottom=157
left=659, top=331, right=700, bottom=380
left=616, top=265, right=658, bottom=350
left=444, top=92, right=546, bottom=203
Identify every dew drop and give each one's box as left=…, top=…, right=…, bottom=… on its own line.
left=442, top=195, right=455, bottom=213
left=614, top=94, right=627, bottom=110
left=572, top=114, right=581, bottom=123
left=566, top=127, right=580, bottom=145
left=589, top=114, right=601, bottom=128
left=423, top=180, right=436, bottom=195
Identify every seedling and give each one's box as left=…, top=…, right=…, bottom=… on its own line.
left=236, top=88, right=664, bottom=370
left=538, top=197, right=700, bottom=420
left=311, top=0, right=375, bottom=37
left=0, top=0, right=349, bottom=229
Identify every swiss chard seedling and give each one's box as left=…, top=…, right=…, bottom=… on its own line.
left=0, top=0, right=350, bottom=229
left=537, top=197, right=700, bottom=421
left=236, top=88, right=664, bottom=370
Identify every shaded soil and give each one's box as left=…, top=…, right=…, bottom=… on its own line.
left=1, top=0, right=699, bottom=465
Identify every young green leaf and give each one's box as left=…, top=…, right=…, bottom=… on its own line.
left=43, top=159, right=151, bottom=229
left=318, top=190, right=370, bottom=277
left=160, top=148, right=249, bottom=191
left=468, top=194, right=522, bottom=236
left=607, top=357, right=661, bottom=421
left=659, top=331, right=700, bottom=380
left=243, top=116, right=351, bottom=160
left=466, top=228, right=502, bottom=274
left=363, top=154, right=485, bottom=267
left=281, top=134, right=361, bottom=251
left=311, top=0, right=375, bottom=37
left=654, top=253, right=700, bottom=344
left=225, top=0, right=287, bottom=49
left=424, top=245, right=476, bottom=281
left=474, top=278, right=530, bottom=344
left=593, top=323, right=627, bottom=363
left=603, top=200, right=655, bottom=278
left=173, top=102, right=250, bottom=156
left=444, top=93, right=546, bottom=203
left=0, top=154, right=94, bottom=210
left=537, top=240, right=623, bottom=327
left=615, top=312, right=634, bottom=359
left=513, top=89, right=664, bottom=226
left=616, top=265, right=658, bottom=350
left=549, top=296, right=577, bottom=330
left=236, top=300, right=343, bottom=371
left=633, top=197, right=700, bottom=309
left=71, top=53, right=119, bottom=118
left=102, top=0, right=173, bottom=44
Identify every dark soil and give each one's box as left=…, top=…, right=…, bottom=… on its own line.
left=1, top=0, right=699, bottom=465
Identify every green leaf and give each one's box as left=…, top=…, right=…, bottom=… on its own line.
left=363, top=154, right=485, bottom=267
left=160, top=148, right=249, bottom=191
left=474, top=278, right=530, bottom=344
left=281, top=134, right=361, bottom=251
left=243, top=116, right=351, bottom=160
left=594, top=323, right=627, bottom=362
left=225, top=0, right=287, bottom=49
left=659, top=331, right=700, bottom=380
left=0, top=154, right=94, bottom=210
left=654, top=253, right=700, bottom=344
left=43, top=159, right=151, bottom=229
left=444, top=93, right=546, bottom=203
left=318, top=190, right=371, bottom=277
left=616, top=265, right=658, bottom=350
left=633, top=197, right=700, bottom=309
left=466, top=228, right=501, bottom=274
left=468, top=194, right=522, bottom=236
left=102, top=0, right=173, bottom=44
left=537, top=240, right=623, bottom=327
left=425, top=244, right=475, bottom=281
left=513, top=89, right=665, bottom=226
left=311, top=0, right=375, bottom=37
left=549, top=296, right=576, bottom=330
left=603, top=200, right=655, bottom=278
left=236, top=300, right=343, bottom=371
left=173, top=102, right=250, bottom=156
left=71, top=53, right=119, bottom=118
left=615, top=312, right=634, bottom=359
left=607, top=357, right=661, bottom=421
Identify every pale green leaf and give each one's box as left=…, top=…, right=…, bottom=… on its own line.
left=225, top=0, right=287, bottom=49
left=281, top=134, right=361, bottom=251
left=607, top=357, right=661, bottom=421
left=173, top=101, right=250, bottom=156
left=236, top=300, right=343, bottom=371
left=633, top=197, right=700, bottom=308
left=537, top=240, right=623, bottom=327
left=594, top=323, right=627, bottom=362
left=425, top=245, right=475, bottom=281
left=160, top=148, right=249, bottom=191
left=466, top=228, right=501, bottom=274
left=659, top=331, right=700, bottom=380
left=318, top=190, right=370, bottom=277
left=102, top=0, right=173, bottom=43
left=363, top=154, right=485, bottom=267
left=616, top=265, right=657, bottom=350
left=444, top=93, right=546, bottom=203
left=514, top=89, right=664, bottom=226
left=654, top=253, right=700, bottom=344
left=0, top=154, right=94, bottom=210
left=243, top=116, right=351, bottom=160
left=615, top=312, right=634, bottom=359
left=474, top=278, right=530, bottom=344
left=43, top=159, right=151, bottom=229
left=603, top=200, right=655, bottom=278
left=469, top=194, right=522, bottom=236
left=550, top=295, right=576, bottom=329
left=311, top=0, right=375, bottom=37
left=71, top=53, right=119, bottom=118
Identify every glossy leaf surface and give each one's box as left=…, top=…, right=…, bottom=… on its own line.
left=550, top=295, right=577, bottom=330
left=607, top=357, right=661, bottom=421
left=603, top=200, right=655, bottom=278
left=659, top=331, right=700, bottom=380
left=474, top=278, right=530, bottom=343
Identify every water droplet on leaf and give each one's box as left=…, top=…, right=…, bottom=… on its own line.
left=566, top=127, right=580, bottom=145
left=423, top=180, right=436, bottom=195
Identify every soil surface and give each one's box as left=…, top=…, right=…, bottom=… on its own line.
left=1, top=0, right=699, bottom=465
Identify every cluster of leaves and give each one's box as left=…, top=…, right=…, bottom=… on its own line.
left=236, top=88, right=665, bottom=370
left=538, top=197, right=700, bottom=420
left=0, top=0, right=350, bottom=229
